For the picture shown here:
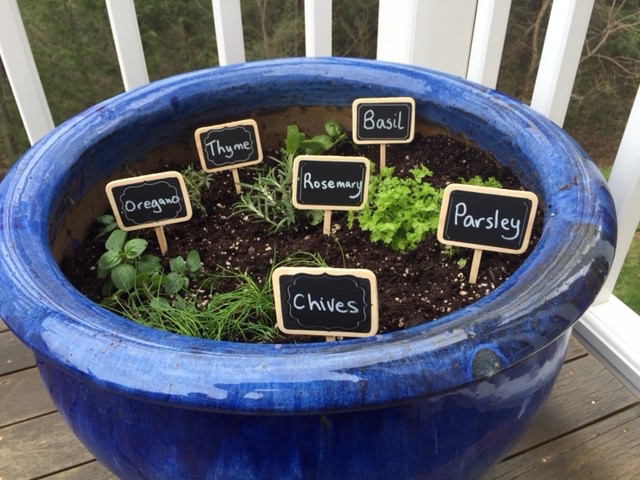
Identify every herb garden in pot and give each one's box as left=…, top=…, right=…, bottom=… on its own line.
left=0, top=58, right=616, bottom=479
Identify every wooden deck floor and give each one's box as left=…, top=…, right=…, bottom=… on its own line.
left=2, top=317, right=639, bottom=479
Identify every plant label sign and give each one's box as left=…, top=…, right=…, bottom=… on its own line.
left=106, top=171, right=193, bottom=231
left=292, top=155, right=370, bottom=210
left=195, top=119, right=263, bottom=172
left=352, top=97, right=416, bottom=144
left=437, top=184, right=538, bottom=254
left=272, top=267, right=379, bottom=337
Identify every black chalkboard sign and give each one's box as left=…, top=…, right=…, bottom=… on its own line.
left=292, top=155, right=370, bottom=210
left=352, top=97, right=416, bottom=144
left=106, top=172, right=193, bottom=231
left=272, top=267, right=379, bottom=337
left=437, top=184, right=538, bottom=254
left=195, top=119, right=263, bottom=172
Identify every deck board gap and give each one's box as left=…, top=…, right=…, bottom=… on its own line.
left=0, top=409, right=58, bottom=430
left=0, top=364, right=38, bottom=379
left=33, top=459, right=103, bottom=480
left=562, top=352, right=590, bottom=364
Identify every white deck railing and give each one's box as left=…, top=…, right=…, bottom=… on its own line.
left=1, top=0, right=639, bottom=395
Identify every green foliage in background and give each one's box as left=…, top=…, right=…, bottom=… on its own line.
left=1, top=0, right=378, bottom=173
left=498, top=0, right=640, bottom=159
left=4, top=0, right=639, bottom=173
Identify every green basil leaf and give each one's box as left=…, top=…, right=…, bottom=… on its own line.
left=137, top=254, right=162, bottom=274
left=169, top=256, right=186, bottom=275
left=186, top=250, right=202, bottom=273
left=98, top=250, right=122, bottom=271
left=164, top=272, right=186, bottom=295
left=105, top=229, right=127, bottom=252
left=111, top=264, right=136, bottom=291
left=124, top=239, right=148, bottom=259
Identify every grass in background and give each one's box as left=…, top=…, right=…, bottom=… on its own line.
left=614, top=235, right=640, bottom=313
left=600, top=166, right=640, bottom=314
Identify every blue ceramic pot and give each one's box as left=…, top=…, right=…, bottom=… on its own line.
left=0, top=58, right=616, bottom=479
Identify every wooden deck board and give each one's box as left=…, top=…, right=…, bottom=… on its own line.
left=0, top=367, right=55, bottom=427
left=565, top=335, right=588, bottom=361
left=507, top=353, right=639, bottom=455
left=485, top=405, right=640, bottom=479
left=0, top=329, right=36, bottom=376
left=0, top=412, right=96, bottom=479
left=0, top=331, right=637, bottom=479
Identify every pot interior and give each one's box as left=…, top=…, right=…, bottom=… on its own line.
left=49, top=106, right=470, bottom=264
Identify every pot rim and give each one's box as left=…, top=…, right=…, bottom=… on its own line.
left=0, top=57, right=616, bottom=413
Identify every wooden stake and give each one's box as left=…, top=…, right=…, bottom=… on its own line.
left=323, top=210, right=332, bottom=235
left=155, top=225, right=168, bottom=256
left=469, top=249, right=483, bottom=284
left=231, top=169, right=241, bottom=194
left=380, top=144, right=387, bottom=169
left=325, top=336, right=337, bottom=342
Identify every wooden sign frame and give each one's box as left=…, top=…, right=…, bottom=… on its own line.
left=291, top=155, right=370, bottom=211
left=272, top=267, right=379, bottom=338
left=351, top=97, right=416, bottom=145
left=437, top=184, right=538, bottom=255
left=106, top=171, right=193, bottom=232
left=292, top=155, right=371, bottom=235
left=194, top=119, right=263, bottom=173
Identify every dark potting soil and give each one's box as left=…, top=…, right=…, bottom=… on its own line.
left=61, top=133, right=543, bottom=342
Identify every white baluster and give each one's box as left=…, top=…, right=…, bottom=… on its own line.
left=0, top=0, right=54, bottom=144
left=377, top=0, right=477, bottom=77
left=212, top=0, right=246, bottom=65
left=530, top=0, right=594, bottom=126
left=305, top=0, right=332, bottom=57
left=466, top=0, right=512, bottom=88
left=105, top=0, right=149, bottom=91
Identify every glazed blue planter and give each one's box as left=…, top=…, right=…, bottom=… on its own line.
left=0, top=58, right=616, bottom=479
